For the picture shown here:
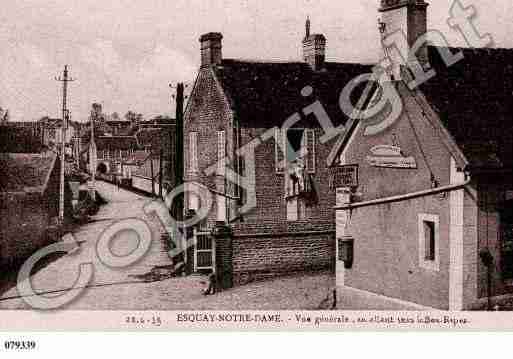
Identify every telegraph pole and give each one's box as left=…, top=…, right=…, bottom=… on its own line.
left=90, top=106, right=97, bottom=201
left=169, top=82, right=185, bottom=220
left=55, top=65, right=74, bottom=225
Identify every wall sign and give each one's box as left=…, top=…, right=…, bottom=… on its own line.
left=366, top=145, right=417, bottom=169
left=329, top=164, right=359, bottom=189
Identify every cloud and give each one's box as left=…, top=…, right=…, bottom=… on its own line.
left=0, top=41, right=59, bottom=120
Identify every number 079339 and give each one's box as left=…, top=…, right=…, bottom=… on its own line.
left=4, top=340, right=37, bottom=350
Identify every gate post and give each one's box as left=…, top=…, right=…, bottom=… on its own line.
left=212, top=221, right=233, bottom=289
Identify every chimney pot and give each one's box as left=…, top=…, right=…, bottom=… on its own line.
left=302, top=25, right=326, bottom=71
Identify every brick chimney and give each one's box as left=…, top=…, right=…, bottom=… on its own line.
left=379, top=0, right=429, bottom=71
left=199, top=32, right=223, bottom=68
left=302, top=18, right=326, bottom=71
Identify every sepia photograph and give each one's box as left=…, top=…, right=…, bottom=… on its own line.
left=1, top=0, right=513, bottom=335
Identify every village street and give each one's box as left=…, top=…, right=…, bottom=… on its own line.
left=0, top=181, right=333, bottom=310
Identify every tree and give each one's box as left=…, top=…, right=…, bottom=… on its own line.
left=124, top=111, right=143, bottom=124
left=91, top=103, right=105, bottom=122
left=87, top=103, right=108, bottom=138
left=0, top=108, right=9, bottom=124
left=110, top=112, right=120, bottom=121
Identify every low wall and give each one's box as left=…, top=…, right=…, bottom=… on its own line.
left=231, top=231, right=335, bottom=286
left=0, top=193, right=53, bottom=267
left=132, top=175, right=162, bottom=196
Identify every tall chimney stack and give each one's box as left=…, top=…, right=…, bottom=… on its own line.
left=302, top=18, right=326, bottom=71
left=199, top=32, right=223, bottom=68
left=379, top=0, right=429, bottom=74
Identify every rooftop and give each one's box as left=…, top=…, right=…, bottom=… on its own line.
left=0, top=152, right=57, bottom=193
left=215, top=59, right=373, bottom=128
left=420, top=46, right=513, bottom=170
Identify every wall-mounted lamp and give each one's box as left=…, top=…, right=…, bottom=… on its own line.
left=338, top=236, right=354, bottom=269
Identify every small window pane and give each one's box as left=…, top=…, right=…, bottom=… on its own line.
left=424, top=220, right=436, bottom=261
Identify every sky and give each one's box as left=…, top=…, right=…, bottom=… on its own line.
left=1, top=0, right=512, bottom=122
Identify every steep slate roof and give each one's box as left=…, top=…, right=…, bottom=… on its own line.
left=215, top=59, right=373, bottom=128
left=420, top=46, right=513, bottom=170
left=0, top=152, right=57, bottom=193
left=328, top=46, right=513, bottom=171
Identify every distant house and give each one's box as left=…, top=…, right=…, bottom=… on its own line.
left=0, top=152, right=71, bottom=267
left=79, top=115, right=178, bottom=197
left=183, top=24, right=371, bottom=285
left=38, top=117, right=76, bottom=151
left=329, top=0, right=513, bottom=310
left=91, top=135, right=139, bottom=177
left=104, top=117, right=135, bottom=136
left=135, top=122, right=177, bottom=195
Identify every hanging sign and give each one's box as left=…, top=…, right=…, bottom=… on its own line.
left=366, top=145, right=417, bottom=169
left=329, top=164, right=359, bottom=190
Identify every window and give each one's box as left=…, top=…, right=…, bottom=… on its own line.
left=275, top=128, right=285, bottom=174
left=424, top=221, right=436, bottom=261
left=217, top=195, right=226, bottom=222
left=217, top=130, right=225, bottom=174
left=298, top=198, right=306, bottom=221
left=287, top=197, right=298, bottom=221
left=418, top=214, right=440, bottom=271
left=279, top=128, right=316, bottom=221
left=275, top=128, right=315, bottom=174
left=189, top=132, right=198, bottom=174
left=188, top=190, right=199, bottom=212
left=287, top=197, right=307, bottom=222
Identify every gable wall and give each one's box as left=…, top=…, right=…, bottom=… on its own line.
left=342, top=83, right=453, bottom=200
left=336, top=82, right=466, bottom=309
left=184, top=68, right=234, bottom=228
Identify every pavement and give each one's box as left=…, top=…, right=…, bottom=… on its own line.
left=0, top=181, right=334, bottom=310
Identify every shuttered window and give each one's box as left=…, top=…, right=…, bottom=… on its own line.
left=189, top=132, right=198, bottom=174
left=217, top=195, right=226, bottom=222
left=304, top=129, right=316, bottom=174
left=275, top=128, right=285, bottom=174
left=217, top=130, right=226, bottom=174
left=287, top=197, right=298, bottom=221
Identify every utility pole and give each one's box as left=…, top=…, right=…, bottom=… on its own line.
left=170, top=82, right=185, bottom=220
left=55, top=65, right=74, bottom=225
left=151, top=154, right=155, bottom=197
left=159, top=148, right=164, bottom=199
left=90, top=106, right=97, bottom=201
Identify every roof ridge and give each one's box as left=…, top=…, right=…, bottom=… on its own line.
left=222, top=58, right=305, bottom=64
left=222, top=58, right=374, bottom=66
left=428, top=45, right=513, bottom=52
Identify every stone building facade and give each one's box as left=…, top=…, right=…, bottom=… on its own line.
left=184, top=24, right=371, bottom=285
left=329, top=0, right=513, bottom=310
